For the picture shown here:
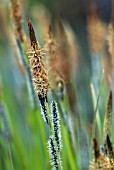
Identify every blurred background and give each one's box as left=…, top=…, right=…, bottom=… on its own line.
left=0, top=0, right=114, bottom=169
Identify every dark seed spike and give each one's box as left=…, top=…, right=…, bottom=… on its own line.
left=106, top=135, right=113, bottom=154
left=51, top=101, right=61, bottom=153
left=105, top=134, right=114, bottom=165
left=48, top=137, right=59, bottom=170
left=27, top=17, right=38, bottom=49
left=107, top=91, right=112, bottom=110
left=93, top=138, right=100, bottom=162
left=38, top=95, right=48, bottom=124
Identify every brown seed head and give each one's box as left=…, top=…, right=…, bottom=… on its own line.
left=45, top=25, right=64, bottom=89
left=90, top=152, right=112, bottom=170
left=27, top=18, right=49, bottom=100
left=107, top=24, right=114, bottom=62
left=90, top=138, right=113, bottom=170
left=10, top=0, right=26, bottom=42
left=104, top=91, right=112, bottom=139
left=57, top=21, right=72, bottom=83
left=87, top=13, right=106, bottom=55
left=105, top=135, right=114, bottom=166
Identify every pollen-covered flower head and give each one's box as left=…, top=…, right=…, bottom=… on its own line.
left=27, top=17, right=49, bottom=101
left=90, top=138, right=112, bottom=170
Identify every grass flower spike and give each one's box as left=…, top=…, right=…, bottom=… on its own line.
left=27, top=17, right=49, bottom=100
left=47, top=136, right=59, bottom=170
left=45, top=25, right=64, bottom=89
left=104, top=91, right=112, bottom=139
left=50, top=101, right=63, bottom=169
left=51, top=101, right=62, bottom=153
left=27, top=17, right=49, bottom=123
left=105, top=135, right=114, bottom=166
left=10, top=0, right=26, bottom=42
left=90, top=139, right=111, bottom=170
